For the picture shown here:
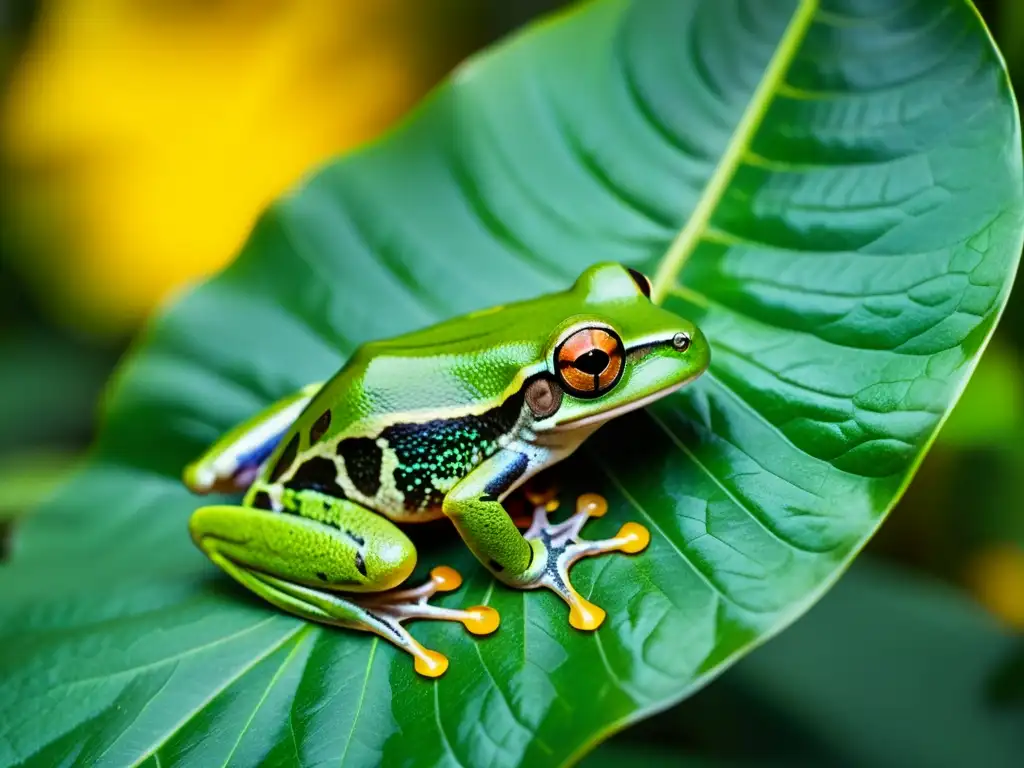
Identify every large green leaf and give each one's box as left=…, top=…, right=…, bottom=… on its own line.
left=2, top=0, right=1022, bottom=765
left=589, top=559, right=1024, bottom=767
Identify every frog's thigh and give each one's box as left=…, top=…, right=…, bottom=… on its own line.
left=190, top=502, right=416, bottom=593
left=192, top=502, right=500, bottom=679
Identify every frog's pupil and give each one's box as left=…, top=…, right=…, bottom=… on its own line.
left=574, top=349, right=609, bottom=375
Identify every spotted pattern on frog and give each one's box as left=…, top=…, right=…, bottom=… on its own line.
left=266, top=388, right=527, bottom=519
left=375, top=388, right=526, bottom=513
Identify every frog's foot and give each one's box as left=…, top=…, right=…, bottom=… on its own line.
left=211, top=555, right=498, bottom=679
left=522, top=493, right=650, bottom=631
left=351, top=566, right=500, bottom=678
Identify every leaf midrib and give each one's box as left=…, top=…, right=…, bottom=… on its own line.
left=649, top=0, right=820, bottom=302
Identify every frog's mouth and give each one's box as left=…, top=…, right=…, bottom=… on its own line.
left=548, top=376, right=692, bottom=433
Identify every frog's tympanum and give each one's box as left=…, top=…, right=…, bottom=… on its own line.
left=184, top=263, right=710, bottom=677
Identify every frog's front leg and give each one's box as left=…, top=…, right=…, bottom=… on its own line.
left=443, top=450, right=650, bottom=631
left=190, top=500, right=498, bottom=678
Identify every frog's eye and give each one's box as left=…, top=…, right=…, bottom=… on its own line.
left=626, top=267, right=652, bottom=299
left=555, top=327, right=625, bottom=397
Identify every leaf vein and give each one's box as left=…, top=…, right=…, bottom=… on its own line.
left=650, top=0, right=821, bottom=301
left=338, top=636, right=378, bottom=768
left=128, top=621, right=306, bottom=767
left=220, top=626, right=314, bottom=768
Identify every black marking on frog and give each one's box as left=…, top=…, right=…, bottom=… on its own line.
left=279, top=489, right=351, bottom=537
left=309, top=410, right=332, bottom=445
left=270, top=434, right=299, bottom=482
left=286, top=456, right=344, bottom=498
left=489, top=559, right=505, bottom=573
left=344, top=529, right=365, bottom=547
left=354, top=551, right=368, bottom=578
left=252, top=490, right=274, bottom=510
left=336, top=437, right=383, bottom=497
left=316, top=571, right=328, bottom=581
left=482, top=452, right=529, bottom=502
left=380, top=389, right=525, bottom=513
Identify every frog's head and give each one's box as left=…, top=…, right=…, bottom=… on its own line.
left=523, top=262, right=710, bottom=434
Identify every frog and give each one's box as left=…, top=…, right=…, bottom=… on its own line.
left=184, top=262, right=710, bottom=677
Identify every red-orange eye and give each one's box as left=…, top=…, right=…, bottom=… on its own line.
left=555, top=327, right=625, bottom=397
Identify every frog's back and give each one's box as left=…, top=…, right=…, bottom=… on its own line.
left=249, top=306, right=545, bottom=522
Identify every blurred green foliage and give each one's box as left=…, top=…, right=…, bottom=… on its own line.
left=591, top=560, right=1024, bottom=767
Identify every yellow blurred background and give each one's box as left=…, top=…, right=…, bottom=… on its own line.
left=2, top=0, right=497, bottom=332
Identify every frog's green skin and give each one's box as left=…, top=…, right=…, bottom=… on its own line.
left=185, top=263, right=710, bottom=677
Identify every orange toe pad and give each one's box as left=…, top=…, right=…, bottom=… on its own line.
left=413, top=647, right=449, bottom=678
left=616, top=522, right=650, bottom=554
left=429, top=566, right=462, bottom=592
left=569, top=597, right=606, bottom=631
left=462, top=605, right=501, bottom=635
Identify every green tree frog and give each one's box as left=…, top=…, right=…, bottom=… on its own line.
left=184, top=263, right=710, bottom=677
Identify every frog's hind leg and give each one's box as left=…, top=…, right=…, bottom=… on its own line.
left=209, top=555, right=496, bottom=677
left=183, top=381, right=324, bottom=494
left=521, top=490, right=651, bottom=631
left=191, top=502, right=499, bottom=678
left=343, top=566, right=498, bottom=676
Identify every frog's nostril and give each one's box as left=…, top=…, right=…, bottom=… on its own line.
left=672, top=332, right=691, bottom=352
